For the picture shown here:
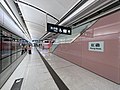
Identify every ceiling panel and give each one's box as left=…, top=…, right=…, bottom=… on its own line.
left=19, top=3, right=46, bottom=26
left=20, top=0, right=80, bottom=19
left=25, top=21, right=46, bottom=40
left=16, top=0, right=80, bottom=40
left=18, top=3, right=47, bottom=40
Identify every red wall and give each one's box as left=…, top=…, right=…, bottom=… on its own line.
left=54, top=11, right=120, bottom=84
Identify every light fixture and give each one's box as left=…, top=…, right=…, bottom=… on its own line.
left=59, top=0, right=97, bottom=25
left=1, top=0, right=18, bottom=25
left=1, top=0, right=30, bottom=40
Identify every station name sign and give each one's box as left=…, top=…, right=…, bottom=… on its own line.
left=47, top=23, right=71, bottom=35
left=88, top=41, right=104, bottom=52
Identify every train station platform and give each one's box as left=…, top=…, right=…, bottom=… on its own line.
left=1, top=47, right=120, bottom=90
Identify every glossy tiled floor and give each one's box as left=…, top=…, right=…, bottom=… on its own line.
left=1, top=47, right=120, bottom=90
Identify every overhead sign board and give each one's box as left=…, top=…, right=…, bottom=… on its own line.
left=88, top=41, right=104, bottom=52
left=47, top=23, right=71, bottom=35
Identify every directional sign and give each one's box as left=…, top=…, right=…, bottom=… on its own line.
left=47, top=23, right=72, bottom=35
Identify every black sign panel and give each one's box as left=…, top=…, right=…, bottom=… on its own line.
left=47, top=23, right=71, bottom=35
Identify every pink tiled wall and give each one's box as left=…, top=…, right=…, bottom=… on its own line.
left=53, top=11, right=120, bottom=84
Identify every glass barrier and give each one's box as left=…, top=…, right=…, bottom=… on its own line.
left=50, top=21, right=96, bottom=52
left=0, top=26, right=26, bottom=72
left=2, top=56, right=11, bottom=70
left=2, top=30, right=11, bottom=56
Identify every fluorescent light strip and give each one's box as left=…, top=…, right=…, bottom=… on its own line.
left=59, top=0, right=97, bottom=25
left=60, top=0, right=82, bottom=19
left=1, top=0, right=17, bottom=24
left=1, top=0, right=28, bottom=37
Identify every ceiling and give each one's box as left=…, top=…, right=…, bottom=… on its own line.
left=14, top=0, right=80, bottom=40
left=2, top=0, right=119, bottom=41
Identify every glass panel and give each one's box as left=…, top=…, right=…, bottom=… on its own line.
left=16, top=52, right=19, bottom=59
left=2, top=56, right=11, bottom=70
left=0, top=27, right=2, bottom=73
left=17, top=51, right=21, bottom=58
left=51, top=21, right=97, bottom=52
left=12, top=38, right=17, bottom=54
left=55, top=21, right=96, bottom=44
left=2, top=30, right=12, bottom=58
left=17, top=38, right=22, bottom=51
left=0, top=27, right=2, bottom=59
left=12, top=35, right=22, bottom=53
left=11, top=53, right=17, bottom=62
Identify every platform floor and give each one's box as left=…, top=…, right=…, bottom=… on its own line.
left=1, top=47, right=120, bottom=90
